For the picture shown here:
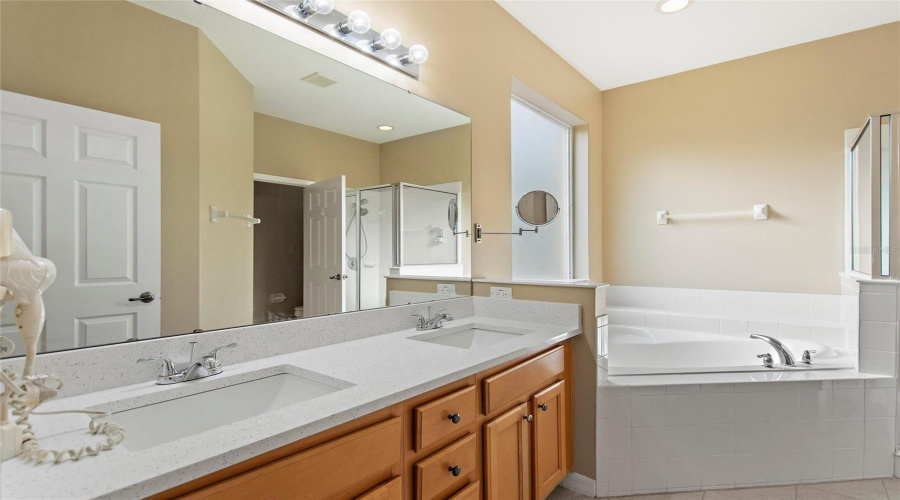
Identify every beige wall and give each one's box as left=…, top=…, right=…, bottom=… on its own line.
left=379, top=124, right=472, bottom=276
left=198, top=35, right=255, bottom=331
left=0, top=0, right=202, bottom=335
left=254, top=113, right=380, bottom=189
left=602, top=22, right=900, bottom=294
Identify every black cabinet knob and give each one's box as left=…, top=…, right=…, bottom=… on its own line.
left=448, top=465, right=461, bottom=477
left=448, top=413, right=461, bottom=424
left=538, top=403, right=548, bottom=411
left=523, top=414, right=533, bottom=423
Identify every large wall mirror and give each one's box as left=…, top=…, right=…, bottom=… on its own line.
left=0, top=0, right=472, bottom=356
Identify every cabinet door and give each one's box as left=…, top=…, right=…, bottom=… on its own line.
left=484, top=402, right=531, bottom=500
left=532, top=381, right=567, bottom=500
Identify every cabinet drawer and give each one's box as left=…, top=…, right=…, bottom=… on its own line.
left=448, top=481, right=480, bottom=500
left=415, top=433, right=477, bottom=500
left=483, top=346, right=564, bottom=415
left=182, top=417, right=401, bottom=500
left=415, top=385, right=476, bottom=451
left=356, top=476, right=402, bottom=500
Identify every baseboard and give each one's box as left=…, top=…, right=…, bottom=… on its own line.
left=559, top=472, right=596, bottom=497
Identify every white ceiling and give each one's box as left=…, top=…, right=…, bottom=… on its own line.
left=497, top=1, right=900, bottom=90
left=134, top=1, right=469, bottom=143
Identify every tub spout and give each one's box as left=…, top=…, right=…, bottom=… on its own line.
left=749, top=334, right=796, bottom=366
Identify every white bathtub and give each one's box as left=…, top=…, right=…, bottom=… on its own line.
left=607, top=325, right=855, bottom=376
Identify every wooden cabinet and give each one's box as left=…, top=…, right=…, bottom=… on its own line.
left=482, top=346, right=565, bottom=415
left=484, top=402, right=531, bottom=500
left=532, top=381, right=567, bottom=500
left=180, top=417, right=402, bottom=500
left=414, top=434, right=477, bottom=500
left=447, top=482, right=480, bottom=500
left=156, top=341, right=572, bottom=500
left=414, top=386, right=477, bottom=452
left=357, top=477, right=403, bottom=500
left=481, top=346, right=570, bottom=500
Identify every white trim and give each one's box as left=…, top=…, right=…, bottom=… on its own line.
left=253, top=173, right=314, bottom=187
left=559, top=472, right=597, bottom=497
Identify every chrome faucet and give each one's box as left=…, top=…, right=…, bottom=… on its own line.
left=412, top=307, right=453, bottom=331
left=137, top=342, right=237, bottom=385
left=749, top=334, right=796, bottom=366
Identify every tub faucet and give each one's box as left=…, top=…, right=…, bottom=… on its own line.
left=749, top=334, right=796, bottom=366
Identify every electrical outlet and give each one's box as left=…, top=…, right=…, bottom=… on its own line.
left=437, top=284, right=456, bottom=295
left=490, top=286, right=512, bottom=299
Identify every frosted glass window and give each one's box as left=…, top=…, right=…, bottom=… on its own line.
left=511, top=98, right=571, bottom=280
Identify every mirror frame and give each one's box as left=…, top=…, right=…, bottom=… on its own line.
left=515, top=190, right=561, bottom=227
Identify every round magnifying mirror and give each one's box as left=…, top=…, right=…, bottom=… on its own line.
left=448, top=198, right=459, bottom=231
left=515, top=190, right=560, bottom=226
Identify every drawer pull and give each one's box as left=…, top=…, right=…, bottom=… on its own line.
left=449, top=465, right=462, bottom=477
left=538, top=403, right=548, bottom=411
left=524, top=414, right=534, bottom=422
left=448, top=413, right=461, bottom=424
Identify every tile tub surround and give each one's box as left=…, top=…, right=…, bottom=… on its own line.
left=605, top=284, right=900, bottom=378
left=595, top=379, right=899, bottom=498
left=550, top=478, right=900, bottom=500
left=1, top=311, right=580, bottom=499
left=606, top=286, right=848, bottom=347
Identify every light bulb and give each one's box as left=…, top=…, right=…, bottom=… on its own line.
left=295, top=0, right=334, bottom=17
left=399, top=44, right=428, bottom=65
left=655, top=0, right=692, bottom=14
left=337, top=10, right=371, bottom=35
left=371, top=28, right=402, bottom=51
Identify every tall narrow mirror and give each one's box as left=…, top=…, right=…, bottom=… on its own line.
left=0, top=0, right=471, bottom=356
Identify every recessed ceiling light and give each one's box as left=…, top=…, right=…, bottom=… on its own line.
left=656, top=0, right=692, bottom=14
left=377, top=125, right=394, bottom=131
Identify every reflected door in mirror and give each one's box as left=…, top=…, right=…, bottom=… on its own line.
left=0, top=91, right=161, bottom=352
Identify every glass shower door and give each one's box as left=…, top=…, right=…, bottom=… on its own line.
left=395, top=183, right=460, bottom=268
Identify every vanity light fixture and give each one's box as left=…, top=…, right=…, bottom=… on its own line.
left=253, top=0, right=428, bottom=79
left=336, top=10, right=371, bottom=35
left=295, top=0, right=334, bottom=18
left=399, top=44, right=429, bottom=66
left=655, top=0, right=692, bottom=14
left=371, top=28, right=402, bottom=51
left=377, top=125, right=394, bottom=131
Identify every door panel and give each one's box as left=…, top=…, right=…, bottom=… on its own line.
left=303, top=175, right=346, bottom=317
left=0, top=91, right=160, bottom=351
left=484, top=402, right=530, bottom=500
left=532, top=380, right=567, bottom=500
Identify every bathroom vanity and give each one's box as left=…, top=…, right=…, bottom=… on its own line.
left=152, top=342, right=572, bottom=500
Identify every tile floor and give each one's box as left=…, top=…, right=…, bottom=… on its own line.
left=548, top=477, right=900, bottom=500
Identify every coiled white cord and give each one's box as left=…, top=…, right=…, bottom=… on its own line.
left=0, top=369, right=125, bottom=463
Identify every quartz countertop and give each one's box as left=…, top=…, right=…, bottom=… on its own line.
left=2, top=316, right=580, bottom=500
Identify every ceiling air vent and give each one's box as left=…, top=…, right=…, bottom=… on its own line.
left=300, top=72, right=338, bottom=88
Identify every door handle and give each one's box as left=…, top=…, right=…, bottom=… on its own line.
left=129, top=292, right=155, bottom=303
left=329, top=274, right=349, bottom=280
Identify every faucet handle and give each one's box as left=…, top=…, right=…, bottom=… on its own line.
left=137, top=357, right=177, bottom=377
left=202, top=343, right=237, bottom=374
left=802, top=350, right=817, bottom=365
left=205, top=343, right=237, bottom=361
left=757, top=353, right=774, bottom=368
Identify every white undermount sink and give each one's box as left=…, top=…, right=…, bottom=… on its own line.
left=411, top=326, right=529, bottom=350
left=109, top=372, right=346, bottom=451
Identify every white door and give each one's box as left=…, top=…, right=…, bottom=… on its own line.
left=0, top=91, right=161, bottom=352
left=303, top=175, right=345, bottom=317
